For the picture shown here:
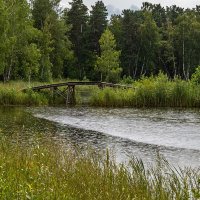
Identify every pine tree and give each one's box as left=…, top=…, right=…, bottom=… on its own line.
left=89, top=1, right=108, bottom=56
left=67, top=0, right=89, bottom=79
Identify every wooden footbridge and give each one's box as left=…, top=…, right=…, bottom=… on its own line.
left=29, top=81, right=131, bottom=105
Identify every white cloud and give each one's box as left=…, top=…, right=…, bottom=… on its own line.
left=60, top=0, right=199, bottom=10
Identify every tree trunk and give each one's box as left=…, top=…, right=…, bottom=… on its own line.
left=173, top=53, right=176, bottom=78
left=134, top=49, right=140, bottom=78
left=140, top=57, right=145, bottom=76
left=182, top=28, right=186, bottom=79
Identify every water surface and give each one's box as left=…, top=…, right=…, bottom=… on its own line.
left=1, top=107, right=200, bottom=168
left=31, top=107, right=200, bottom=168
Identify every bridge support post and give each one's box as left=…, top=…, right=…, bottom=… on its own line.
left=50, top=87, right=56, bottom=104
left=67, top=85, right=76, bottom=105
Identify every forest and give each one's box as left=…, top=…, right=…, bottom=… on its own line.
left=1, top=2, right=200, bottom=198
left=1, top=0, right=200, bottom=83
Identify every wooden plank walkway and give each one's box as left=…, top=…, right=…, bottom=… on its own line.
left=31, top=81, right=131, bottom=91
left=27, top=81, right=132, bottom=105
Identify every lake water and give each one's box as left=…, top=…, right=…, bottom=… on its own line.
left=1, top=106, right=200, bottom=168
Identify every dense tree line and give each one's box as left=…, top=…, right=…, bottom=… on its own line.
left=0, top=0, right=200, bottom=82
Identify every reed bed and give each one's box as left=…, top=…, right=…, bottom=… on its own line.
left=0, top=133, right=199, bottom=199
left=0, top=88, right=48, bottom=106
left=1, top=75, right=200, bottom=107
left=90, top=74, right=200, bottom=108
left=0, top=81, right=69, bottom=106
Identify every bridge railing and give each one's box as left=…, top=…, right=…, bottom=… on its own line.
left=23, top=81, right=132, bottom=105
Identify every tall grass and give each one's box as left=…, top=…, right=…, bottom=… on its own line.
left=90, top=73, right=200, bottom=108
left=0, top=133, right=199, bottom=199
left=0, top=88, right=48, bottom=106
left=0, top=81, right=69, bottom=106
left=2, top=76, right=200, bottom=107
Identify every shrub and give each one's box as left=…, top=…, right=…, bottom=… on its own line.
left=191, top=66, right=200, bottom=84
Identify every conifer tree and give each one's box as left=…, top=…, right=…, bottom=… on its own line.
left=67, top=0, right=88, bottom=79
left=89, top=1, right=108, bottom=56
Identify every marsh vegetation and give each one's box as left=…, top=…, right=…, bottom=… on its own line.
left=0, top=133, right=199, bottom=200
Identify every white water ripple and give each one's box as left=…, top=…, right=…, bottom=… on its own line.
left=33, top=107, right=200, bottom=151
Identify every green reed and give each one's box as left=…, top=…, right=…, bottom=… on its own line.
left=2, top=77, right=200, bottom=107
left=90, top=73, right=200, bottom=108
left=0, top=133, right=199, bottom=199
left=0, top=81, right=69, bottom=106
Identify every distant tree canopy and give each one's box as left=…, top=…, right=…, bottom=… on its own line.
left=0, top=0, right=200, bottom=82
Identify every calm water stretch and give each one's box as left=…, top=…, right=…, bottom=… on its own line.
left=1, top=107, right=200, bottom=168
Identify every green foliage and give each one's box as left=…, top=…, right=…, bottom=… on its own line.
left=191, top=66, right=200, bottom=84
left=0, top=134, right=198, bottom=199
left=3, top=74, right=200, bottom=108
left=90, top=87, right=135, bottom=107
left=90, top=73, right=200, bottom=108
left=174, top=13, right=200, bottom=80
left=1, top=1, right=200, bottom=83
left=67, top=0, right=89, bottom=79
left=23, top=44, right=41, bottom=82
left=39, top=18, right=53, bottom=82
left=0, top=88, right=48, bottom=106
left=32, top=0, right=73, bottom=82
left=121, top=75, right=134, bottom=84
left=0, top=0, right=41, bottom=82
left=89, top=0, right=108, bottom=56
left=96, top=29, right=122, bottom=83
left=51, top=18, right=73, bottom=79
left=139, top=12, right=160, bottom=75
left=117, top=10, right=141, bottom=78
left=0, top=81, right=69, bottom=106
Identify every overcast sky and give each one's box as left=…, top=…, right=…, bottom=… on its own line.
left=60, top=0, right=200, bottom=10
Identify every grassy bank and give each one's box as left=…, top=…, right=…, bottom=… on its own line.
left=0, top=80, right=95, bottom=106
left=0, top=81, right=47, bottom=106
left=0, top=81, right=68, bottom=106
left=90, top=74, right=200, bottom=107
left=2, top=75, right=200, bottom=107
left=0, top=133, right=199, bottom=199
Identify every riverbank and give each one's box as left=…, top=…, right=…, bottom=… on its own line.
left=90, top=74, right=200, bottom=107
left=0, top=133, right=199, bottom=199
left=1, top=74, right=200, bottom=107
left=0, top=81, right=69, bottom=106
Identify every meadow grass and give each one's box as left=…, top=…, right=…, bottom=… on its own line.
left=0, top=133, right=199, bottom=199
